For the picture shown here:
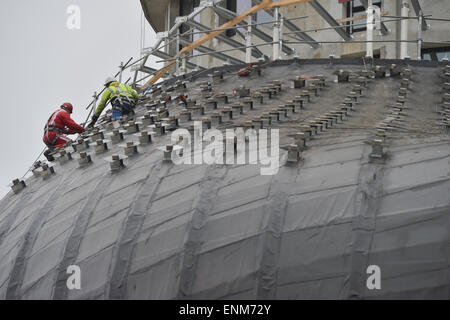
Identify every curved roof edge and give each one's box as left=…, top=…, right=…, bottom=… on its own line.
left=140, top=0, right=168, bottom=33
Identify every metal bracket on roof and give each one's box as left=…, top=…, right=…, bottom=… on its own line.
left=108, top=154, right=126, bottom=173
left=40, top=164, right=55, bottom=180
left=369, top=139, right=385, bottom=159
left=77, top=152, right=92, bottom=168
left=31, top=161, right=42, bottom=177
left=93, top=139, right=108, bottom=154
left=285, top=144, right=302, bottom=165
left=56, top=150, right=73, bottom=165
left=10, top=179, right=26, bottom=194
left=74, top=139, right=90, bottom=153
left=159, top=145, right=182, bottom=163
left=136, top=131, right=154, bottom=145
left=122, top=141, right=139, bottom=157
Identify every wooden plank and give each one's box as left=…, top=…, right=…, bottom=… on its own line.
left=140, top=1, right=271, bottom=90
left=268, top=0, right=311, bottom=9
left=337, top=10, right=388, bottom=24
left=178, top=0, right=271, bottom=56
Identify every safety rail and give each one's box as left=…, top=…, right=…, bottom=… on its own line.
left=131, top=0, right=450, bottom=92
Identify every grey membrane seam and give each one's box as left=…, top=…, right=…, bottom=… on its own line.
left=151, top=179, right=205, bottom=202
left=0, top=196, right=20, bottom=223
left=382, top=177, right=450, bottom=196
left=127, top=232, right=264, bottom=278
left=126, top=218, right=348, bottom=279
left=341, top=145, right=384, bottom=299
left=256, top=166, right=300, bottom=299
left=53, top=152, right=157, bottom=299
left=375, top=207, right=450, bottom=233
left=5, top=168, right=77, bottom=299
left=388, top=140, right=450, bottom=152
left=107, top=161, right=170, bottom=299
left=177, top=165, right=230, bottom=299
left=0, top=190, right=34, bottom=248
left=52, top=172, right=114, bottom=300
left=384, top=154, right=450, bottom=169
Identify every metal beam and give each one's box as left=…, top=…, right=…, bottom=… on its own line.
left=183, top=19, right=264, bottom=58
left=150, top=50, right=205, bottom=70
left=212, top=5, right=295, bottom=54
left=178, top=37, right=245, bottom=65
left=360, top=0, right=389, bottom=35
left=309, top=0, right=352, bottom=41
left=410, top=0, right=429, bottom=30
left=252, top=0, right=320, bottom=48
left=131, top=65, right=157, bottom=74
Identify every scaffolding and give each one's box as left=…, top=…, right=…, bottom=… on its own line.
left=131, top=0, right=450, bottom=92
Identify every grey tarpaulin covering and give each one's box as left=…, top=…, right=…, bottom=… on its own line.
left=0, top=59, right=449, bottom=299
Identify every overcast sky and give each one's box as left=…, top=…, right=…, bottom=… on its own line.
left=0, top=0, right=156, bottom=198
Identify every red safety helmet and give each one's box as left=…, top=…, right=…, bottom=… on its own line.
left=61, top=102, right=73, bottom=114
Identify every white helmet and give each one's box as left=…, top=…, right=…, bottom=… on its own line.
left=104, top=77, right=116, bottom=86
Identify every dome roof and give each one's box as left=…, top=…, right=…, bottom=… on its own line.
left=1, top=59, right=449, bottom=299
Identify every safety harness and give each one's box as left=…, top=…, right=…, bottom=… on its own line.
left=108, top=84, right=135, bottom=113
left=44, top=110, right=65, bottom=146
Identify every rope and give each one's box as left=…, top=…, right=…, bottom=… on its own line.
left=20, top=147, right=46, bottom=180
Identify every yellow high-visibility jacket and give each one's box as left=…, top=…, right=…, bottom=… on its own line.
left=94, top=81, right=139, bottom=117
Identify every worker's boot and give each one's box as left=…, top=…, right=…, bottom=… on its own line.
left=44, top=149, right=55, bottom=162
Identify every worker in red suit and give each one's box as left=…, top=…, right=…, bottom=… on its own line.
left=43, top=102, right=85, bottom=162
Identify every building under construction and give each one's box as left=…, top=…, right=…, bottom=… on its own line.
left=0, top=0, right=450, bottom=299
left=136, top=0, right=450, bottom=78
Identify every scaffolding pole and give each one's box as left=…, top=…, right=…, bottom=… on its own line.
left=246, top=16, right=253, bottom=63
left=417, top=10, right=423, bottom=60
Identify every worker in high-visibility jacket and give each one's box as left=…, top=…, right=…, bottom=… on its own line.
left=89, top=77, right=139, bottom=126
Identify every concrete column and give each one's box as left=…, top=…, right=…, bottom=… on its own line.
left=400, top=0, right=410, bottom=59
left=417, top=10, right=423, bottom=60
left=366, top=0, right=374, bottom=58
left=273, top=6, right=280, bottom=61
left=176, top=29, right=181, bottom=75
left=246, top=16, right=252, bottom=63
left=168, top=0, right=181, bottom=56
